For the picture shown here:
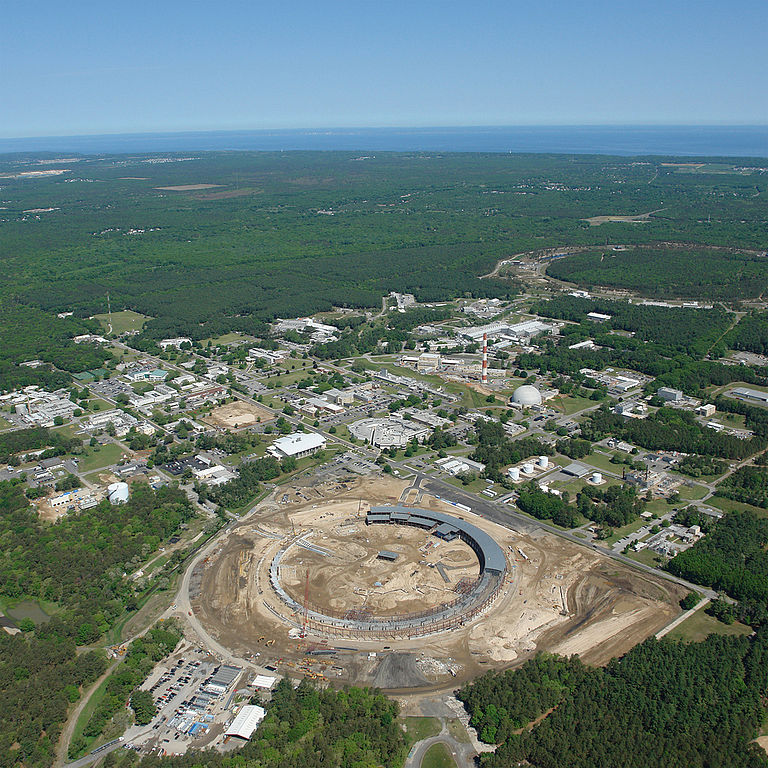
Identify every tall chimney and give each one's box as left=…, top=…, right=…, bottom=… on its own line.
left=482, top=333, right=488, bottom=384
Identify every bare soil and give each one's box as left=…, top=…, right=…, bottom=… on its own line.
left=193, top=475, right=683, bottom=693
left=203, top=401, right=275, bottom=429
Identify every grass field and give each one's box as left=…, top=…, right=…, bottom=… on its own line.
left=667, top=607, right=753, bottom=643
left=550, top=394, right=596, bottom=416
left=627, top=548, right=664, bottom=568
left=581, top=451, right=624, bottom=473
left=403, top=717, right=441, bottom=745
left=602, top=516, right=651, bottom=546
left=93, top=309, right=149, bottom=335
left=708, top=495, right=768, bottom=518
left=676, top=482, right=709, bottom=501
left=420, top=742, right=457, bottom=768
left=79, top=442, right=128, bottom=473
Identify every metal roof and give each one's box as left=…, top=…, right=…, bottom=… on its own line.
left=225, top=705, right=266, bottom=740
left=368, top=506, right=506, bottom=573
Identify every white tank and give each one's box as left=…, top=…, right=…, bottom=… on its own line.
left=107, top=481, right=130, bottom=504
left=508, top=466, right=520, bottom=481
left=537, top=455, right=549, bottom=469
left=523, top=462, right=535, bottom=475
left=591, top=472, right=603, bottom=484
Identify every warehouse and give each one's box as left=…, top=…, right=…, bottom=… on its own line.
left=225, top=705, right=266, bottom=740
left=730, top=387, right=768, bottom=405
left=268, top=432, right=327, bottom=459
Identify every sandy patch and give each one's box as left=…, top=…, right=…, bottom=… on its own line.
left=203, top=401, right=275, bottom=429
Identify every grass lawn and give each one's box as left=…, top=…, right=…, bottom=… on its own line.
left=79, top=442, right=129, bottom=473
left=206, top=332, right=250, bottom=346
left=708, top=495, right=768, bottom=518
left=403, top=717, right=441, bottom=745
left=603, top=516, right=651, bottom=546
left=446, top=719, right=471, bottom=744
left=676, top=482, right=709, bottom=501
left=93, top=310, right=149, bottom=335
left=627, top=549, right=664, bottom=568
left=581, top=451, right=625, bottom=473
left=86, top=397, right=116, bottom=412
left=550, top=394, right=596, bottom=416
left=420, top=742, right=457, bottom=768
left=667, top=607, right=753, bottom=643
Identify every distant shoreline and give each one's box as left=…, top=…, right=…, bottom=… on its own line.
left=1, top=125, right=767, bottom=158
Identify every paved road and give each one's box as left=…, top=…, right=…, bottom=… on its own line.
left=404, top=720, right=476, bottom=768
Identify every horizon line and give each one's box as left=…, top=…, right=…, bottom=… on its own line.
left=3, top=122, right=768, bottom=142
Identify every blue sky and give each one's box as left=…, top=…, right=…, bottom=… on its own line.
left=2, top=0, right=767, bottom=137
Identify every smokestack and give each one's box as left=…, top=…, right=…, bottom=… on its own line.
left=482, top=333, right=488, bottom=384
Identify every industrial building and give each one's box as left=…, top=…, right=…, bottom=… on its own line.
left=225, top=705, right=266, bottom=740
left=349, top=417, right=429, bottom=448
left=461, top=319, right=554, bottom=343
left=657, top=387, right=683, bottom=402
left=730, top=387, right=768, bottom=406
left=268, top=432, right=327, bottom=459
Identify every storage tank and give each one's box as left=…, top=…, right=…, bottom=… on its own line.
left=107, top=481, right=130, bottom=504
left=508, top=466, right=520, bottom=481
left=537, top=455, right=549, bottom=469
left=590, top=472, right=603, bottom=484
left=523, top=462, right=535, bottom=475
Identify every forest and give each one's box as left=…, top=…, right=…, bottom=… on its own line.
left=459, top=632, right=768, bottom=768
left=666, top=509, right=768, bottom=604
left=102, top=678, right=406, bottom=768
left=1, top=150, right=767, bottom=388
left=582, top=405, right=765, bottom=459
left=0, top=481, right=193, bottom=767
left=717, top=465, right=768, bottom=508
left=546, top=246, right=768, bottom=300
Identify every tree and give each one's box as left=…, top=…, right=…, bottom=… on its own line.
left=130, top=689, right=157, bottom=725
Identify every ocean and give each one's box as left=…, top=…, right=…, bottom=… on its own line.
left=1, top=125, right=767, bottom=158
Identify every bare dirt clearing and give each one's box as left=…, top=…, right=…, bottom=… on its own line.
left=203, top=401, right=275, bottom=429
left=193, top=476, right=683, bottom=692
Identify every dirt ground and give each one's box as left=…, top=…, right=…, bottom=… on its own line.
left=193, top=475, right=683, bottom=693
left=203, top=401, right=275, bottom=429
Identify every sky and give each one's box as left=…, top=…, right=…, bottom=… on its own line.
left=2, top=0, right=767, bottom=137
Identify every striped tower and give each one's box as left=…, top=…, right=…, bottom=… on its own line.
left=482, top=333, right=488, bottom=384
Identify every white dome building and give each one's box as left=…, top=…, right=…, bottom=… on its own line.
left=512, top=385, right=542, bottom=407
left=107, top=481, right=130, bottom=505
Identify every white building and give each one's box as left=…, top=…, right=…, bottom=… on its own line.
left=225, top=705, right=266, bottom=740
left=268, top=432, right=327, bottom=459
left=657, top=387, right=683, bottom=402
left=159, top=337, right=192, bottom=349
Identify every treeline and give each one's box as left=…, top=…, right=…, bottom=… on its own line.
left=518, top=337, right=768, bottom=400
left=202, top=454, right=282, bottom=509
left=0, top=481, right=194, bottom=639
left=470, top=421, right=553, bottom=472
left=0, top=301, right=111, bottom=390
left=70, top=623, right=181, bottom=759
left=728, top=311, right=768, bottom=355
left=717, top=465, right=768, bottom=508
left=0, top=481, right=193, bottom=766
left=577, top=483, right=644, bottom=528
left=533, top=294, right=731, bottom=354
left=103, top=678, right=406, bottom=768
left=0, top=426, right=82, bottom=463
left=516, top=482, right=644, bottom=530
left=461, top=632, right=768, bottom=768
left=0, top=627, right=107, bottom=768
left=667, top=510, right=768, bottom=604
left=582, top=405, right=764, bottom=459
left=517, top=485, right=577, bottom=528
left=546, top=247, right=768, bottom=300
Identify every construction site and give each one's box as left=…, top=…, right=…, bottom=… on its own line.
left=191, top=475, right=685, bottom=691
